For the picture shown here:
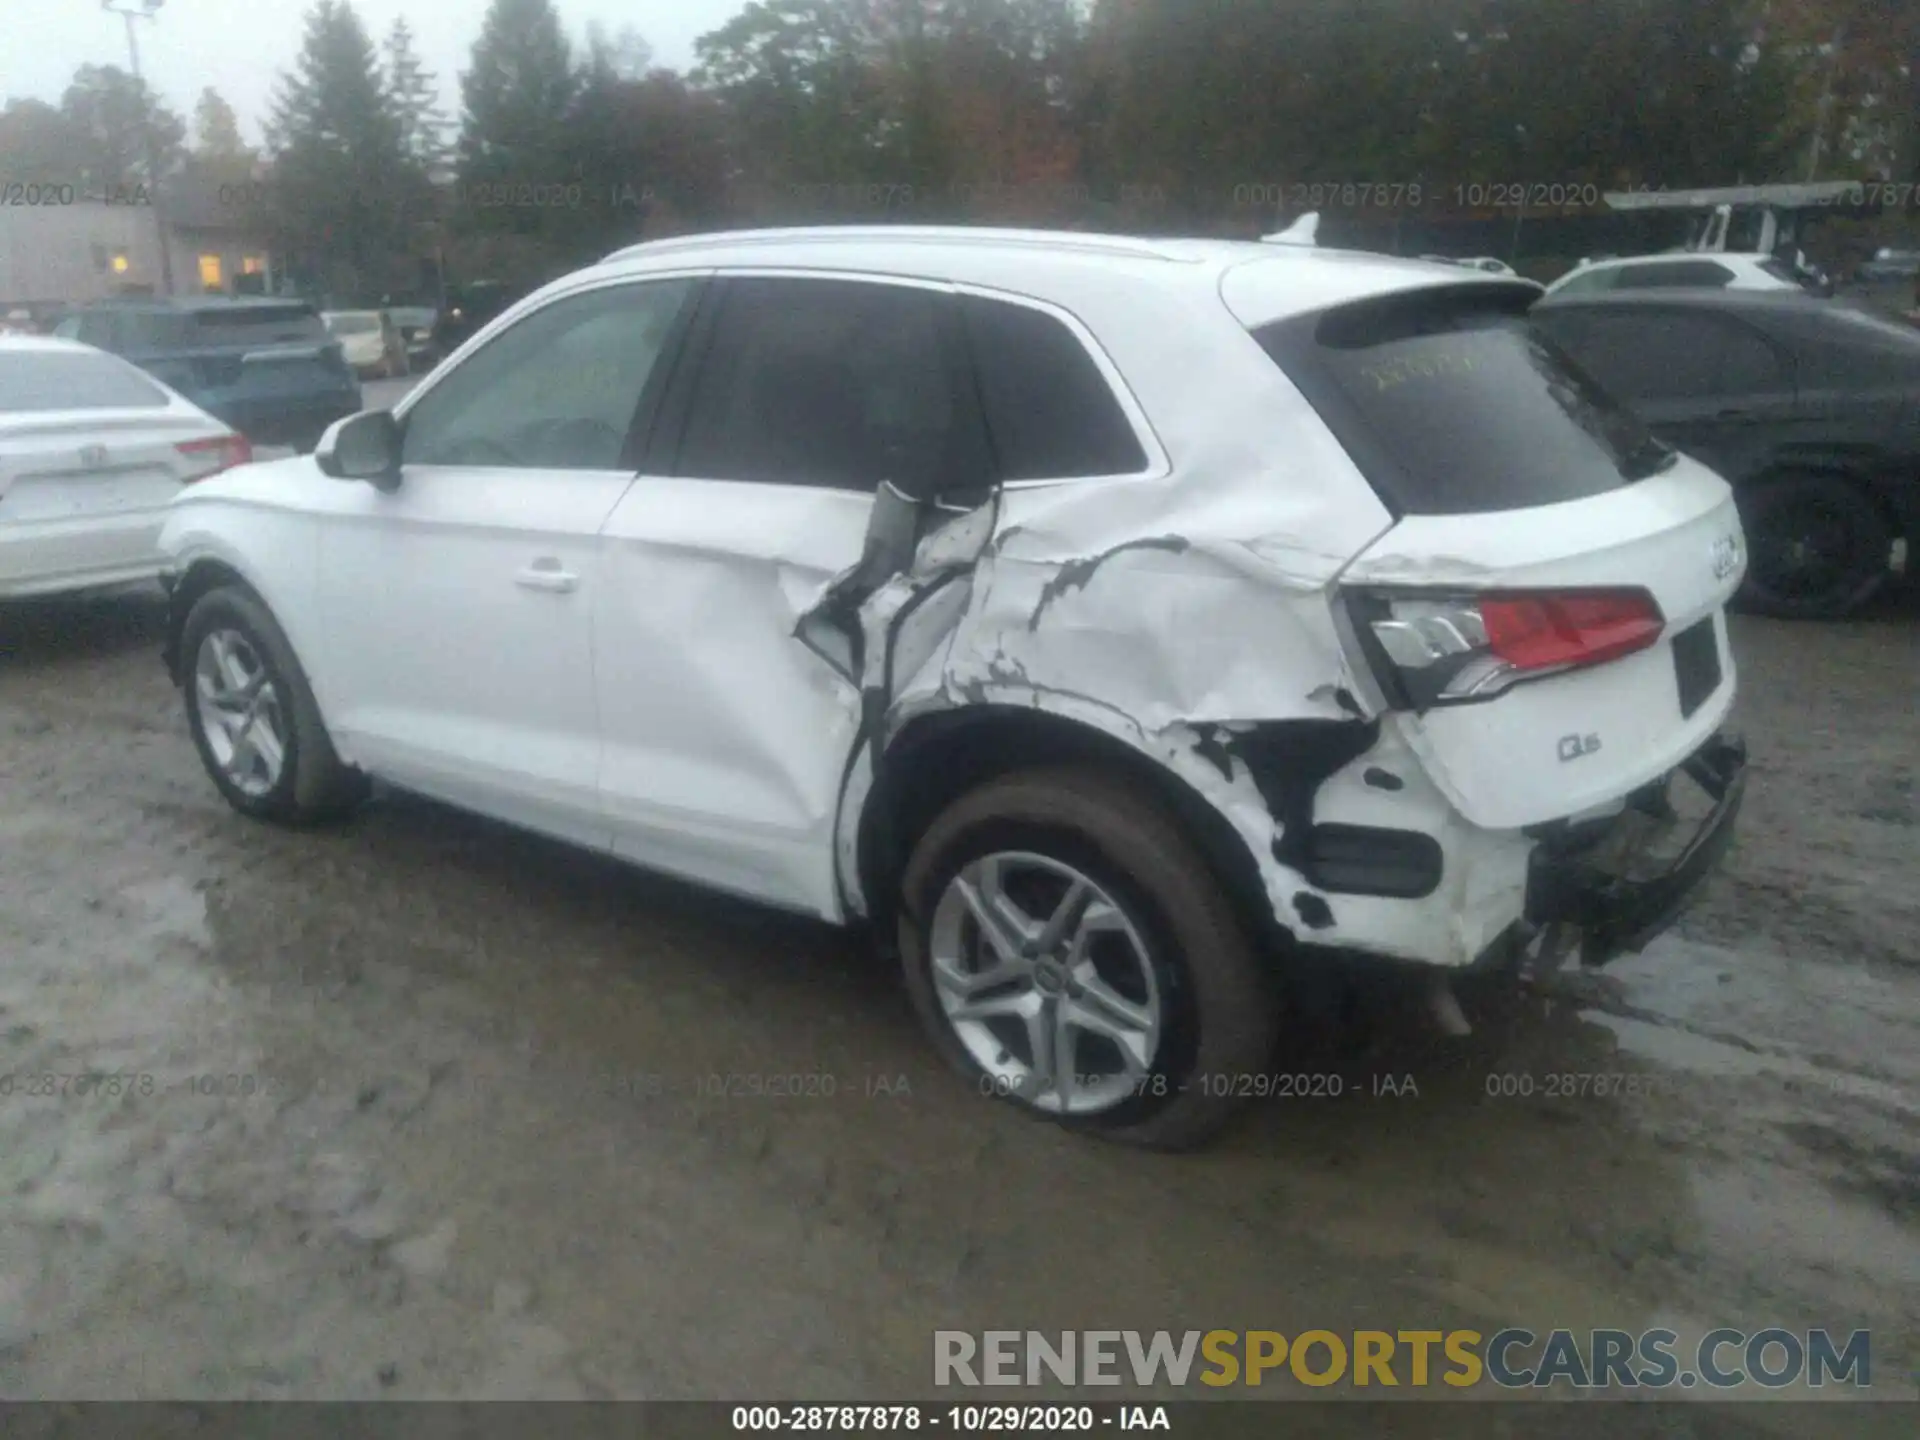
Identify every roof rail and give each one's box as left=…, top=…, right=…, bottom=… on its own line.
left=599, top=225, right=1198, bottom=266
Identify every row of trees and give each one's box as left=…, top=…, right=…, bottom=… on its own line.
left=2, top=0, right=1916, bottom=299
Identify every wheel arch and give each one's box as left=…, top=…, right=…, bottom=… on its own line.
left=164, top=555, right=260, bottom=686
left=1738, top=457, right=1908, bottom=538
left=856, top=704, right=1294, bottom=963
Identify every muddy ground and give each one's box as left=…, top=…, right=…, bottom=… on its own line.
left=0, top=558, right=1915, bottom=1430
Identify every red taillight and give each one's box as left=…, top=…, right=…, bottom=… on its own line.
left=1479, top=590, right=1665, bottom=671
left=177, top=432, right=252, bottom=481
left=1350, top=585, right=1666, bottom=710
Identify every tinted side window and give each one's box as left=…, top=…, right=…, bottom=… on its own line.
left=404, top=279, right=693, bottom=470
left=675, top=278, right=987, bottom=494
left=1548, top=313, right=1716, bottom=400
left=963, top=297, right=1148, bottom=479
left=1614, top=260, right=1734, bottom=289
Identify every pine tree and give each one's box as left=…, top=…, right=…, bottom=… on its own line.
left=383, top=18, right=451, bottom=176
left=266, top=0, right=415, bottom=300
left=193, top=88, right=250, bottom=162
left=459, top=0, right=577, bottom=182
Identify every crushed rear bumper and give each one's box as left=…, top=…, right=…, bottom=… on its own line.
left=1523, top=731, right=1748, bottom=967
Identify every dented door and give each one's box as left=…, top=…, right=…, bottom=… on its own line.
left=590, top=272, right=996, bottom=919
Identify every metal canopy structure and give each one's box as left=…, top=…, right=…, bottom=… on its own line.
left=1603, top=181, right=1866, bottom=212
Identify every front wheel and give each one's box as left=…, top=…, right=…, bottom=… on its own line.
left=1737, top=473, right=1891, bottom=619
left=898, top=766, right=1278, bottom=1150
left=181, top=586, right=367, bottom=824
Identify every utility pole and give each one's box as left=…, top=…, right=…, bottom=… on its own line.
left=102, top=0, right=175, bottom=296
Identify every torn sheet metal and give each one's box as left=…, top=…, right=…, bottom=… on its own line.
left=800, top=327, right=1539, bottom=966
left=806, top=430, right=1500, bottom=961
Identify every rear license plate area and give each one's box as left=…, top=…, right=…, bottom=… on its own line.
left=1672, top=617, right=1721, bottom=718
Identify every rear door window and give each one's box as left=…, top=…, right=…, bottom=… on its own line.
left=1254, top=287, right=1671, bottom=516
left=960, top=296, right=1149, bottom=479
left=674, top=277, right=989, bottom=496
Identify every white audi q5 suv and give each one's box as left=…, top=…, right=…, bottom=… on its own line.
left=158, top=226, right=1748, bottom=1147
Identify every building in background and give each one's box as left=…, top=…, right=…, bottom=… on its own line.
left=0, top=179, right=277, bottom=311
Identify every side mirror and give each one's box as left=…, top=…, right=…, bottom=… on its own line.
left=315, top=410, right=402, bottom=492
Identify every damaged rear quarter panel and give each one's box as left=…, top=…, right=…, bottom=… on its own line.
left=838, top=298, right=1494, bottom=953
left=835, top=278, right=1527, bottom=966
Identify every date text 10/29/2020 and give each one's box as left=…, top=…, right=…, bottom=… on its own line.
left=978, top=1072, right=1418, bottom=1100
left=732, top=1404, right=1171, bottom=1432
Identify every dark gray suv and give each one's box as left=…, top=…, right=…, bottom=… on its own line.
left=53, top=297, right=362, bottom=451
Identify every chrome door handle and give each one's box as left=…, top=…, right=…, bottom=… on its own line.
left=515, top=560, right=578, bottom=593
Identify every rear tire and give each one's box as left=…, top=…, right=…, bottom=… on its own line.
left=1737, top=473, right=1890, bottom=619
left=181, top=586, right=366, bottom=825
left=898, top=766, right=1278, bottom=1150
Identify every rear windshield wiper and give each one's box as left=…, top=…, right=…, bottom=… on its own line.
left=1622, top=438, right=1678, bottom=480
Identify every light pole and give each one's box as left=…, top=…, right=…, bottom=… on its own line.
left=102, top=0, right=175, bottom=296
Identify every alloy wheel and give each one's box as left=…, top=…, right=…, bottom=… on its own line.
left=927, top=851, right=1162, bottom=1116
left=193, top=628, right=288, bottom=798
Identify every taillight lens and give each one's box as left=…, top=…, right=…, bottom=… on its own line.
left=1348, top=587, right=1664, bottom=710
left=177, top=432, right=253, bottom=481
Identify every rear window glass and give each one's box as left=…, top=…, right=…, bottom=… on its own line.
left=0, top=351, right=169, bottom=411
left=1253, top=289, right=1673, bottom=516
left=191, top=305, right=326, bottom=345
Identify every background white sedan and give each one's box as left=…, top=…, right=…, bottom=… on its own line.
left=321, top=309, right=410, bottom=379
left=0, top=334, right=252, bottom=599
left=1542, top=251, right=1811, bottom=297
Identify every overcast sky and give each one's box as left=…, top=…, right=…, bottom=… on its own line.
left=7, top=1, right=744, bottom=145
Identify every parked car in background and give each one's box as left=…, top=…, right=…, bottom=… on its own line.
left=52, top=297, right=361, bottom=453
left=1, top=334, right=251, bottom=598
left=386, top=305, right=440, bottom=368
left=1544, top=251, right=1818, bottom=299
left=1533, top=288, right=1920, bottom=619
left=1855, top=247, right=1920, bottom=285
left=322, top=309, right=410, bottom=379
left=157, top=227, right=1748, bottom=1148
left=428, top=281, right=524, bottom=359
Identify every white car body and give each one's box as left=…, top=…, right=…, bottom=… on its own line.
left=2, top=335, right=248, bottom=598
left=158, top=226, right=1748, bottom=981
left=1543, top=251, right=1804, bottom=298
